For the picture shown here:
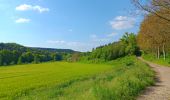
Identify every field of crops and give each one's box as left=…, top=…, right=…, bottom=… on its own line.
left=0, top=56, right=155, bottom=100
left=0, top=62, right=113, bottom=99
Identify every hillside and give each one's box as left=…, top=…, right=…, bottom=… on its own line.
left=31, top=47, right=75, bottom=53
left=0, top=43, right=75, bottom=53
left=0, top=43, right=76, bottom=66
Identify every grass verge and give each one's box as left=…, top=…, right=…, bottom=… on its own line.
left=142, top=54, right=170, bottom=67
left=11, top=56, right=155, bottom=100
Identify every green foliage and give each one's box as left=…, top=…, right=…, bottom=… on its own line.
left=0, top=43, right=75, bottom=54
left=143, top=54, right=170, bottom=67
left=89, top=42, right=127, bottom=61
left=33, top=54, right=40, bottom=64
left=137, top=12, right=170, bottom=60
left=121, top=32, right=138, bottom=55
left=80, top=32, right=139, bottom=63
left=17, top=56, right=23, bottom=64
left=20, top=52, right=34, bottom=63
left=0, top=56, right=154, bottom=99
left=51, top=53, right=63, bottom=61
left=0, top=43, right=76, bottom=66
left=0, top=50, right=17, bottom=65
left=0, top=61, right=113, bottom=99
left=69, top=53, right=81, bottom=62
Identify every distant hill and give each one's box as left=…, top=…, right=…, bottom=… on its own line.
left=30, top=47, right=75, bottom=53
left=0, top=43, right=76, bottom=53
left=0, top=43, right=77, bottom=66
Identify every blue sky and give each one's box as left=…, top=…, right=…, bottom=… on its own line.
left=0, top=0, right=142, bottom=52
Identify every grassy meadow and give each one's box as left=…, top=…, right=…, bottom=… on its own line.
left=0, top=56, right=154, bottom=100
left=142, top=54, right=170, bottom=67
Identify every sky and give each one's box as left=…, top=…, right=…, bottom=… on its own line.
left=0, top=0, right=142, bottom=52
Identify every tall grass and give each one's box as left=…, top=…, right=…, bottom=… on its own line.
left=142, top=54, right=170, bottom=67
left=7, top=56, right=155, bottom=100
left=0, top=62, right=113, bottom=100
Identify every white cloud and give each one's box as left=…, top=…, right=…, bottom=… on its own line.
left=33, top=5, right=49, bottom=13
left=107, top=32, right=117, bottom=37
left=16, top=4, right=49, bottom=13
left=110, top=16, right=135, bottom=30
left=90, top=34, right=111, bottom=42
left=15, top=18, right=30, bottom=23
left=16, top=4, right=32, bottom=11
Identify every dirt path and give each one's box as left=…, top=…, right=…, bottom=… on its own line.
left=137, top=57, right=170, bottom=100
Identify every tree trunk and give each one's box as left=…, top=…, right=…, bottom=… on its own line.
left=163, top=43, right=166, bottom=60
left=157, top=46, right=160, bottom=59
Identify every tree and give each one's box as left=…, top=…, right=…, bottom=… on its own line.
left=12, top=50, right=21, bottom=64
left=137, top=13, right=170, bottom=60
left=80, top=32, right=138, bottom=62
left=0, top=43, right=74, bottom=66
left=70, top=53, right=81, bottom=62
left=51, top=53, right=63, bottom=61
left=17, top=56, right=23, bottom=64
left=24, top=52, right=34, bottom=63
left=132, top=0, right=170, bottom=22
left=34, top=54, right=40, bottom=64
left=0, top=54, right=3, bottom=66
left=121, top=32, right=138, bottom=55
left=0, top=50, right=14, bottom=65
left=19, top=52, right=34, bottom=63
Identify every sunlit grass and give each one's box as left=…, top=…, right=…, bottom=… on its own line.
left=0, top=62, right=113, bottom=99
left=0, top=56, right=154, bottom=100
left=142, top=54, right=170, bottom=67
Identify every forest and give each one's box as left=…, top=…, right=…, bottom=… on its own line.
left=79, top=32, right=139, bottom=63
left=0, top=43, right=75, bottom=66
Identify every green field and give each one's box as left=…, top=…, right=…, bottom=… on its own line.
left=0, top=57, right=154, bottom=100
left=142, top=54, right=170, bottom=67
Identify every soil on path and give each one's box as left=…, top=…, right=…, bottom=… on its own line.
left=137, top=57, right=170, bottom=100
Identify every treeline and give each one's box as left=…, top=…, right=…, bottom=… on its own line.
left=79, top=32, right=139, bottom=62
left=0, top=43, right=74, bottom=66
left=135, top=0, right=170, bottom=60
left=0, top=43, right=75, bottom=53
